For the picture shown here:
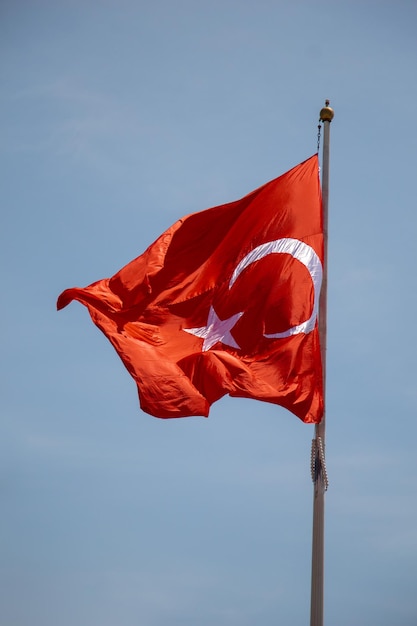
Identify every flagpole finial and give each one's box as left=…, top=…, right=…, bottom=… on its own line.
left=319, top=99, right=334, bottom=122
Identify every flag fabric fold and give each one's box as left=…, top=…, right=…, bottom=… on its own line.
left=57, top=154, right=324, bottom=423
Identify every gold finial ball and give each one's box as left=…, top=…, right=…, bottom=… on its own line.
left=320, top=99, right=334, bottom=122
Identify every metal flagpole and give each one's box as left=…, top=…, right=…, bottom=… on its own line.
left=310, top=100, right=334, bottom=626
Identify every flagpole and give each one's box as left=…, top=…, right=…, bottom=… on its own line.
left=310, top=100, right=334, bottom=626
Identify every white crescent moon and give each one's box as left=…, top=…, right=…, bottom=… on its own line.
left=229, top=238, right=322, bottom=338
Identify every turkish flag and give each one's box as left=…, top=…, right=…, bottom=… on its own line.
left=58, top=155, right=324, bottom=423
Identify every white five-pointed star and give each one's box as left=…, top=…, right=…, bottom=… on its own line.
left=183, top=306, right=243, bottom=351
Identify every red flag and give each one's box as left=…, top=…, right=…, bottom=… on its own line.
left=58, top=155, right=323, bottom=423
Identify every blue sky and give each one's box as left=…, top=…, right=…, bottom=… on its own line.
left=1, top=1, right=417, bottom=625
